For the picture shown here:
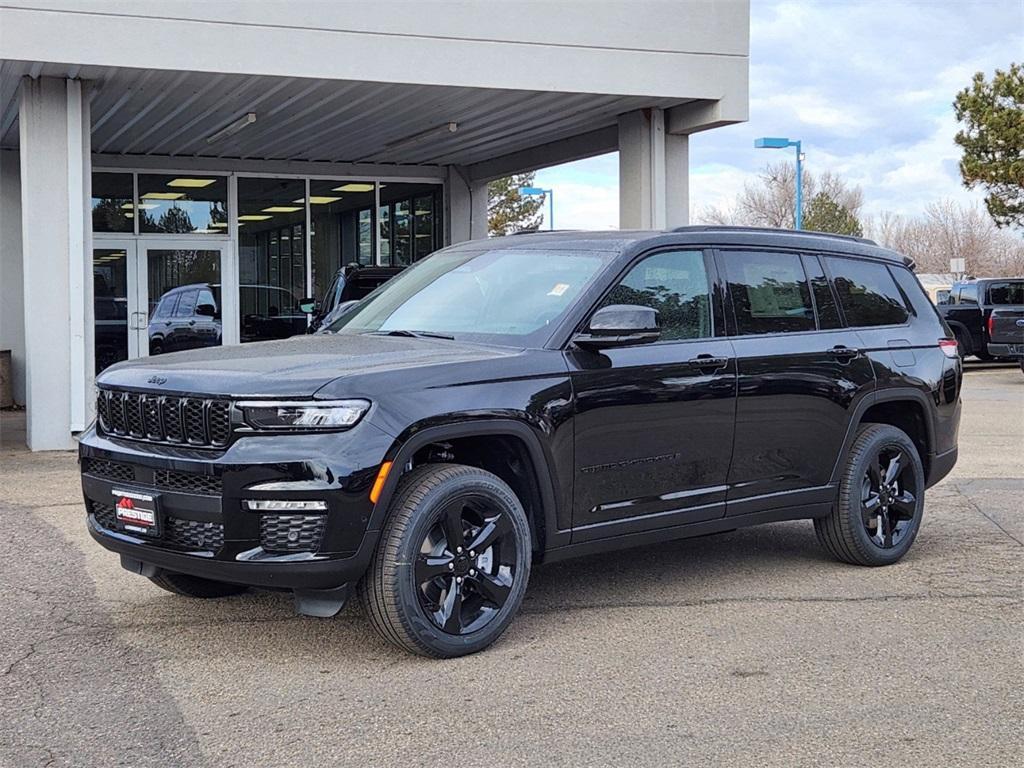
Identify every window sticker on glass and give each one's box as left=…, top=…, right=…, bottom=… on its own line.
left=548, top=283, right=570, bottom=297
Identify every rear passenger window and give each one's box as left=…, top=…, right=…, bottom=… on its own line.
left=802, top=254, right=842, bottom=330
left=826, top=257, right=909, bottom=327
left=725, top=251, right=815, bottom=335
left=601, top=250, right=711, bottom=341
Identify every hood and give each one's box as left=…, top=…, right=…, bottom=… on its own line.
left=97, top=334, right=520, bottom=397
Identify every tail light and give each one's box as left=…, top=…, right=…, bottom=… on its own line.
left=939, top=338, right=959, bottom=358
left=986, top=313, right=995, bottom=337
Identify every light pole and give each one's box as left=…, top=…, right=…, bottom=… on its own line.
left=518, top=186, right=554, bottom=230
left=754, top=137, right=804, bottom=230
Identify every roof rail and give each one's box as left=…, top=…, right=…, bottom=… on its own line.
left=671, top=225, right=878, bottom=246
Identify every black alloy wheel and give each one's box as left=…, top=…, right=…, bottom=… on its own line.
left=415, top=495, right=519, bottom=635
left=859, top=445, right=918, bottom=550
left=815, top=424, right=925, bottom=566
left=360, top=463, right=531, bottom=658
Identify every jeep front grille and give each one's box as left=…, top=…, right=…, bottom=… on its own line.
left=97, top=389, right=232, bottom=448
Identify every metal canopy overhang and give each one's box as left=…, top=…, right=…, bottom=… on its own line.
left=0, top=60, right=689, bottom=169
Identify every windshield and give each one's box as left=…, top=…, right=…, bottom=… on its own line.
left=987, top=281, right=1024, bottom=305
left=324, top=247, right=612, bottom=346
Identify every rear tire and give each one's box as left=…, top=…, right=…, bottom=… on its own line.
left=815, top=424, right=925, bottom=566
left=359, top=463, right=531, bottom=658
left=149, top=570, right=248, bottom=598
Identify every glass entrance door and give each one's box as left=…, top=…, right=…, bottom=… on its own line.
left=93, top=240, right=138, bottom=374
left=138, top=241, right=229, bottom=358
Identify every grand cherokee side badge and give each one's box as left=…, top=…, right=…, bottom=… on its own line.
left=147, top=375, right=167, bottom=385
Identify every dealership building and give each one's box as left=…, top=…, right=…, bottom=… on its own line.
left=0, top=1, right=749, bottom=450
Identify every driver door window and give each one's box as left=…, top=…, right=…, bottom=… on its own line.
left=600, top=250, right=711, bottom=340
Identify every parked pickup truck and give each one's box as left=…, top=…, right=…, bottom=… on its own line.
left=937, top=278, right=1024, bottom=360
left=987, top=308, right=1024, bottom=373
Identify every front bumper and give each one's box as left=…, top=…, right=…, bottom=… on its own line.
left=79, top=422, right=394, bottom=590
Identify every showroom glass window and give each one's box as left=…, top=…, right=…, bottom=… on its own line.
left=91, top=173, right=134, bottom=233
left=725, top=251, right=815, bottom=334
left=600, top=250, right=712, bottom=341
left=309, top=180, right=377, bottom=301
left=236, top=177, right=307, bottom=343
left=825, top=256, right=909, bottom=327
left=377, top=183, right=443, bottom=267
left=136, top=174, right=228, bottom=234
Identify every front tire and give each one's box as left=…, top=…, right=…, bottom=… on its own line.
left=815, top=424, right=925, bottom=566
left=149, top=570, right=248, bottom=598
left=359, top=463, right=532, bottom=658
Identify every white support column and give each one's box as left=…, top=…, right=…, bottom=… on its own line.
left=664, top=132, right=690, bottom=228
left=618, top=108, right=689, bottom=229
left=446, top=166, right=488, bottom=244
left=18, top=77, right=90, bottom=450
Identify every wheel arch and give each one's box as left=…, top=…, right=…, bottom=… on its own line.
left=944, top=319, right=973, bottom=353
left=368, top=419, right=562, bottom=554
left=830, top=389, right=935, bottom=486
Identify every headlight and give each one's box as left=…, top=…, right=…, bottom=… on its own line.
left=238, top=399, right=370, bottom=430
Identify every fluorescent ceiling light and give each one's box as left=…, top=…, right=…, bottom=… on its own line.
left=238, top=214, right=272, bottom=221
left=166, top=178, right=217, bottom=188
left=125, top=213, right=134, bottom=219
left=332, top=183, right=374, bottom=193
left=209, top=222, right=228, bottom=228
left=384, top=121, right=458, bottom=152
left=141, top=192, right=185, bottom=200
left=262, top=206, right=303, bottom=213
left=294, top=196, right=342, bottom=205
left=206, top=112, right=257, bottom=144
left=122, top=202, right=159, bottom=210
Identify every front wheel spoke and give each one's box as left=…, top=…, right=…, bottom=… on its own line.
left=884, top=452, right=904, bottom=486
left=882, top=511, right=894, bottom=548
left=467, top=513, right=512, bottom=554
left=440, top=503, right=466, bottom=551
left=469, top=571, right=512, bottom=608
left=891, top=490, right=917, bottom=519
left=863, top=493, right=882, bottom=515
left=416, top=553, right=454, bottom=584
left=436, top=579, right=464, bottom=634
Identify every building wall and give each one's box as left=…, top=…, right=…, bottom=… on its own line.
left=0, top=1, right=749, bottom=103
left=0, top=148, right=25, bottom=405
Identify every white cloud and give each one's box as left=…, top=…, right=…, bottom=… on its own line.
left=528, top=0, right=1023, bottom=230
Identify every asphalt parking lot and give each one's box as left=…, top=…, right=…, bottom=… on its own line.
left=1, top=364, right=1021, bottom=768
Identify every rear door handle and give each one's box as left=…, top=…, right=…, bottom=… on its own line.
left=686, top=354, right=729, bottom=370
left=828, top=345, right=861, bottom=360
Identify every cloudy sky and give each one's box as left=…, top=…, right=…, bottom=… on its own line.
left=534, top=0, right=1023, bottom=229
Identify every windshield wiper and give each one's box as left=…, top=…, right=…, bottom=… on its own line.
left=374, top=329, right=455, bottom=340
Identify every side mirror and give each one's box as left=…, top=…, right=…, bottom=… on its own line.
left=195, top=303, right=217, bottom=317
left=573, top=304, right=660, bottom=350
left=298, top=297, right=317, bottom=314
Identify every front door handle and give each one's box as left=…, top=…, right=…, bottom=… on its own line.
left=828, top=344, right=861, bottom=361
left=686, top=354, right=729, bottom=371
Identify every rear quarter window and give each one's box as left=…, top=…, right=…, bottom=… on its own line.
left=826, top=256, right=909, bottom=327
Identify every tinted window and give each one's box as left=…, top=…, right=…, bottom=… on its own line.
left=153, top=294, right=177, bottom=320
left=725, top=251, right=814, bottom=335
left=987, top=281, right=1024, bottom=305
left=958, top=284, right=978, bottom=305
left=91, top=172, right=134, bottom=233
left=827, top=257, right=909, bottom=327
left=802, top=254, right=842, bottom=330
left=174, top=289, right=198, bottom=317
left=197, top=287, right=219, bottom=316
left=600, top=251, right=711, bottom=340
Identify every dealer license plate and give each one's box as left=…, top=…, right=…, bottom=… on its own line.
left=112, top=489, right=161, bottom=537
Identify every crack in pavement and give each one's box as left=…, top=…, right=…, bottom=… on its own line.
left=948, top=481, right=1024, bottom=547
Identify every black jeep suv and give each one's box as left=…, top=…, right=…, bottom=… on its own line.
left=80, top=228, right=961, bottom=657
